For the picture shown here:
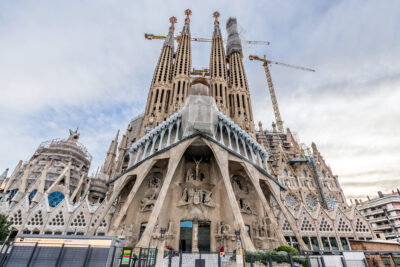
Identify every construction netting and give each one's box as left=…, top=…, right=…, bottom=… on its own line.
left=226, top=17, right=243, bottom=56
left=181, top=92, right=219, bottom=138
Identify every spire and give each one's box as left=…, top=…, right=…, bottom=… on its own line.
left=101, top=130, right=119, bottom=176
left=140, top=16, right=177, bottom=136
left=170, top=9, right=192, bottom=111
left=226, top=17, right=255, bottom=135
left=210, top=11, right=229, bottom=114
left=164, top=16, right=177, bottom=48
left=0, top=168, right=8, bottom=186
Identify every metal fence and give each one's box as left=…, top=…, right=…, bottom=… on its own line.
left=0, top=241, right=115, bottom=267
left=113, top=247, right=157, bottom=267
left=163, top=250, right=236, bottom=267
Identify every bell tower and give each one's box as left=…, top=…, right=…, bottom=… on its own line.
left=209, top=12, right=229, bottom=115
left=226, top=17, right=255, bottom=135
left=140, top=16, right=177, bottom=137
left=170, top=9, right=192, bottom=112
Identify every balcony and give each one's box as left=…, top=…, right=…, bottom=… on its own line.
left=369, top=216, right=388, bottom=223
left=373, top=224, right=392, bottom=230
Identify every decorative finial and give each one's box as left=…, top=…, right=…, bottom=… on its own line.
left=169, top=16, right=177, bottom=31
left=170, top=16, right=177, bottom=25
left=185, top=9, right=192, bottom=23
left=68, top=128, right=80, bottom=142
left=213, top=11, right=220, bottom=25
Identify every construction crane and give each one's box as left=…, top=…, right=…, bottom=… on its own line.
left=144, top=33, right=270, bottom=46
left=249, top=54, right=315, bottom=133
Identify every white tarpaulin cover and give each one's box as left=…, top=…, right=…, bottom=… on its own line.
left=181, top=94, right=218, bottom=137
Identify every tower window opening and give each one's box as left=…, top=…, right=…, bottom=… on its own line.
left=177, top=81, right=181, bottom=94
left=154, top=90, right=159, bottom=104
left=160, top=89, right=164, bottom=103
left=236, top=95, right=240, bottom=108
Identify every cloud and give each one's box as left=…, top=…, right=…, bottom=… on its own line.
left=0, top=0, right=399, bottom=200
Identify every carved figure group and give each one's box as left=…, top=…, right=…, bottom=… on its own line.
left=178, top=187, right=215, bottom=207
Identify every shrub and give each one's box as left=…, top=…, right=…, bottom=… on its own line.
left=274, top=245, right=299, bottom=255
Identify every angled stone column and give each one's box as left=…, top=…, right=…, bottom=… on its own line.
left=136, top=139, right=193, bottom=248
left=111, top=159, right=157, bottom=232
left=241, top=162, right=288, bottom=246
left=88, top=159, right=154, bottom=235
left=207, top=140, right=256, bottom=252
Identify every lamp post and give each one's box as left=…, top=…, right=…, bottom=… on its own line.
left=235, top=229, right=241, bottom=241
left=160, top=228, right=166, bottom=241
left=235, top=229, right=243, bottom=267
left=155, top=228, right=167, bottom=267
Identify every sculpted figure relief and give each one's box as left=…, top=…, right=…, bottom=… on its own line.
left=140, top=192, right=157, bottom=212
left=239, top=199, right=253, bottom=214
left=178, top=187, right=215, bottom=207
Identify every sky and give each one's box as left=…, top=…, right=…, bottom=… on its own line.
left=0, top=0, right=399, bottom=200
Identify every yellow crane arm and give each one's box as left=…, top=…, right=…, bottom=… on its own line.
left=249, top=55, right=315, bottom=72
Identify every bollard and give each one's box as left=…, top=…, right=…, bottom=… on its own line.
left=341, top=256, right=347, bottom=267
left=168, top=249, right=172, bottom=267
left=218, top=252, right=221, bottom=267
left=250, top=253, right=254, bottom=267
left=268, top=254, right=272, bottom=267
left=179, top=250, right=182, bottom=267
left=320, top=256, right=326, bottom=267
left=289, top=254, right=294, bottom=267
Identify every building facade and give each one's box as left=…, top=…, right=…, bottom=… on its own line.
left=358, top=190, right=400, bottom=241
left=0, top=10, right=375, bottom=252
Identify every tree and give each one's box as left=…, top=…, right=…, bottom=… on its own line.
left=0, top=214, right=12, bottom=241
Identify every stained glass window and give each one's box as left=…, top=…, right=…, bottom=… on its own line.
left=285, top=194, right=297, bottom=207
left=326, top=196, right=337, bottom=209
left=29, top=189, right=37, bottom=203
left=48, top=191, right=64, bottom=207
left=306, top=195, right=318, bottom=208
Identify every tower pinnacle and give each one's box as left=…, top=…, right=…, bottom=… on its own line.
left=213, top=11, right=220, bottom=25
left=185, top=9, right=192, bottom=23
left=210, top=11, right=228, bottom=114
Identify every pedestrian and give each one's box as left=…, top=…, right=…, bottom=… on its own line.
left=132, top=253, right=138, bottom=267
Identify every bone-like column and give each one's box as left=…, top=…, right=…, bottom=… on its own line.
left=241, top=162, right=308, bottom=250
left=87, top=160, right=155, bottom=235
left=110, top=160, right=156, bottom=232
left=208, top=141, right=255, bottom=252
left=136, top=140, right=191, bottom=247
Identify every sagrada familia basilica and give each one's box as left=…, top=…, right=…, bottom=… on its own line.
left=0, top=10, right=375, bottom=252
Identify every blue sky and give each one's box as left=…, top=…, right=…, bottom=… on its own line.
left=1, top=0, right=399, bottom=200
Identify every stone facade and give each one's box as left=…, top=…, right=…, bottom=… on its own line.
left=0, top=10, right=375, bottom=252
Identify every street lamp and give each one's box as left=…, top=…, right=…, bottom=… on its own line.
left=235, top=229, right=241, bottom=241
left=160, top=228, right=166, bottom=241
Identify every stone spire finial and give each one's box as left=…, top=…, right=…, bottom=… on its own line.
left=164, top=16, right=177, bottom=48
left=169, top=16, right=177, bottom=30
left=185, top=9, right=192, bottom=23
left=213, top=11, right=220, bottom=25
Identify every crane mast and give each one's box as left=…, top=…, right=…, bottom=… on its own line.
left=263, top=60, right=284, bottom=132
left=249, top=55, right=315, bottom=133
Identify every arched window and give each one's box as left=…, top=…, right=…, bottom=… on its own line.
left=302, top=170, right=308, bottom=177
left=48, top=192, right=65, bottom=207
left=29, top=189, right=38, bottom=203
left=283, top=169, right=288, bottom=177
